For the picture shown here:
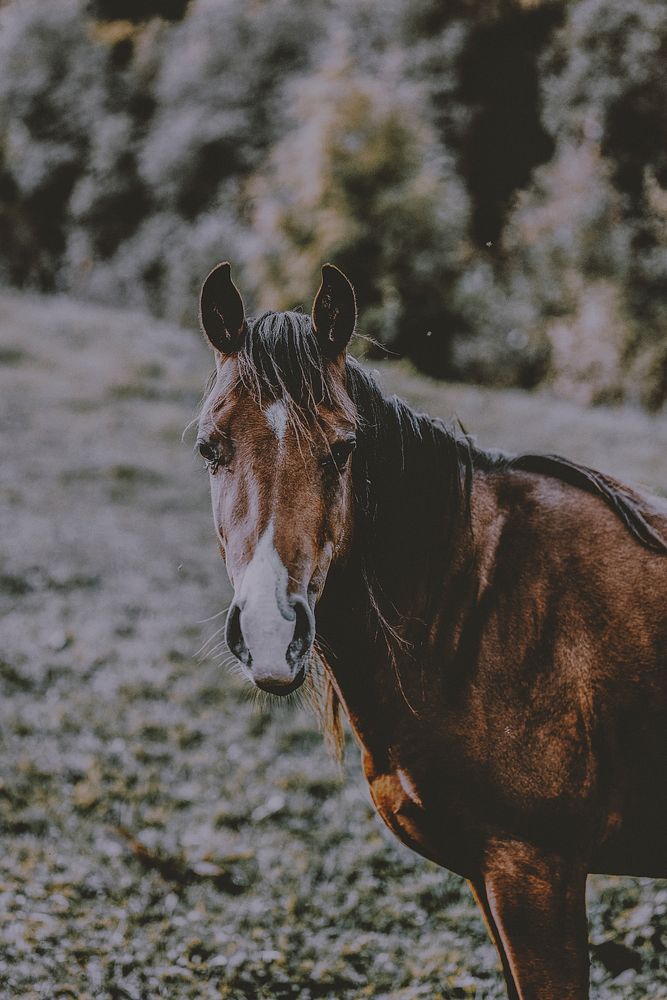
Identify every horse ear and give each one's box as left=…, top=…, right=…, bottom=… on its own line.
left=199, top=261, right=246, bottom=355
left=311, top=263, right=356, bottom=360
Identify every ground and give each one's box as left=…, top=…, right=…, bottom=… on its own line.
left=0, top=291, right=665, bottom=999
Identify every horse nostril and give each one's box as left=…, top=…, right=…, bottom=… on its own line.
left=287, top=597, right=314, bottom=667
left=225, top=602, right=251, bottom=666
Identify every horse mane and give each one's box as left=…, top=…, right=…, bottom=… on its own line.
left=233, top=310, right=357, bottom=431
left=229, top=311, right=476, bottom=637
left=505, top=453, right=667, bottom=553
left=206, top=309, right=667, bottom=754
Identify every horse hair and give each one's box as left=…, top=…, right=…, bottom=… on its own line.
left=230, top=309, right=667, bottom=560
left=205, top=309, right=667, bottom=749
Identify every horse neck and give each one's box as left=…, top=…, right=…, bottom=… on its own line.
left=317, top=392, right=476, bottom=746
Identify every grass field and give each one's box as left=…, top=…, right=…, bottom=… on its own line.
left=1, top=291, right=665, bottom=999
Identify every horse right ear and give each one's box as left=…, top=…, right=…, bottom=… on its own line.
left=199, top=262, right=246, bottom=355
left=311, top=263, right=356, bottom=360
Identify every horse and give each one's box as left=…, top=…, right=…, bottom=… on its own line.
left=195, top=260, right=667, bottom=999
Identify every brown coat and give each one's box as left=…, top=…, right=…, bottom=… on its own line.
left=198, top=261, right=667, bottom=1000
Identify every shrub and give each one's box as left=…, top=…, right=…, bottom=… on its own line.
left=241, top=39, right=469, bottom=373
left=0, top=0, right=665, bottom=406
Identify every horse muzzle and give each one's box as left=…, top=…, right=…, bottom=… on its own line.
left=225, top=593, right=314, bottom=696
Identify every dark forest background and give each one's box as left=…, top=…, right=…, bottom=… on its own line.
left=0, top=0, right=665, bottom=407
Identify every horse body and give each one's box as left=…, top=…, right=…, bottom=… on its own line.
left=195, top=260, right=667, bottom=999
left=319, top=469, right=667, bottom=883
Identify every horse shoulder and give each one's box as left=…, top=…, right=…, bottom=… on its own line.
left=460, top=468, right=667, bottom=868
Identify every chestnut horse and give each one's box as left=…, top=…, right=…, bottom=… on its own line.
left=196, top=261, right=667, bottom=999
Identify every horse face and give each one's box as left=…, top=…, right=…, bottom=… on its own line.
left=197, top=263, right=357, bottom=696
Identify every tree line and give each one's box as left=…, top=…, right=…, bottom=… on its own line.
left=1, top=0, right=665, bottom=406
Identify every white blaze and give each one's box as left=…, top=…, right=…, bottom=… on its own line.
left=265, top=400, right=288, bottom=443
left=234, top=522, right=294, bottom=680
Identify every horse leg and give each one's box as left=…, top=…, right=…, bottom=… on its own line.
left=470, top=879, right=520, bottom=1000
left=481, top=839, right=589, bottom=1000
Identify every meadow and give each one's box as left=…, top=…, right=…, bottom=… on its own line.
left=1, top=291, right=665, bottom=999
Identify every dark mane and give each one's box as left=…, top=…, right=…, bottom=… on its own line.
left=232, top=309, right=667, bottom=558
left=237, top=310, right=330, bottom=407
left=219, top=309, right=667, bottom=704
left=233, top=311, right=476, bottom=624
left=506, top=453, right=667, bottom=554
left=226, top=311, right=478, bottom=719
left=205, top=308, right=667, bottom=751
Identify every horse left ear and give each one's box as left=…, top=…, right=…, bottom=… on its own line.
left=311, top=263, right=356, bottom=360
left=199, top=261, right=246, bottom=355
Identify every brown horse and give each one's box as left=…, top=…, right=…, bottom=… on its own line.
left=196, top=261, right=667, bottom=999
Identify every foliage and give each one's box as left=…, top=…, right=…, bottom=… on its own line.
left=500, top=0, right=667, bottom=406
left=242, top=41, right=469, bottom=373
left=0, top=0, right=665, bottom=405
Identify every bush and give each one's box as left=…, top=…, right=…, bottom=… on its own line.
left=0, top=0, right=665, bottom=406
left=443, top=0, right=667, bottom=403
left=0, top=0, right=106, bottom=287
left=503, top=0, right=667, bottom=406
left=241, top=39, right=469, bottom=373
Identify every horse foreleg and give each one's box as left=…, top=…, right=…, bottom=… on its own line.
left=470, top=879, right=520, bottom=1000
left=480, top=839, right=589, bottom=1000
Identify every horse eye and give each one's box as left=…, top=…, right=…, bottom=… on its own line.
left=198, top=440, right=217, bottom=463
left=326, top=438, right=356, bottom=470
left=198, top=439, right=230, bottom=473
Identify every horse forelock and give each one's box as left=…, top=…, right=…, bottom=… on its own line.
left=200, top=310, right=358, bottom=437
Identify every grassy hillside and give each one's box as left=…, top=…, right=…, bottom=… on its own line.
left=0, top=292, right=665, bottom=999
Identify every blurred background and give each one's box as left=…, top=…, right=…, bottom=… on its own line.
left=1, top=0, right=666, bottom=406
left=1, top=1, right=666, bottom=998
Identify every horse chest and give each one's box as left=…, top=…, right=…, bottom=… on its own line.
left=363, top=758, right=465, bottom=870
left=360, top=739, right=485, bottom=877
left=367, top=766, right=428, bottom=848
